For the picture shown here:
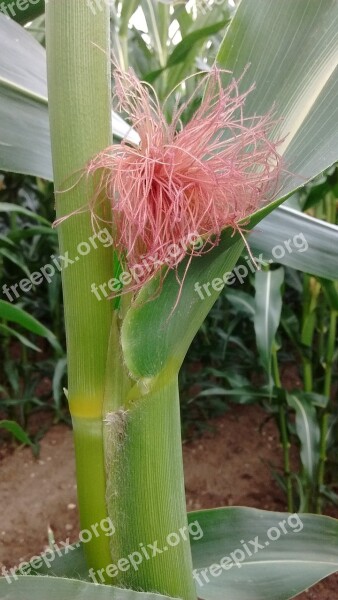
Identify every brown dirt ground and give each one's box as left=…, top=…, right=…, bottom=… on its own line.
left=0, top=404, right=337, bottom=599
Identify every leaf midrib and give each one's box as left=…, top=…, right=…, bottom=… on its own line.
left=195, top=558, right=338, bottom=568
left=0, top=76, right=47, bottom=105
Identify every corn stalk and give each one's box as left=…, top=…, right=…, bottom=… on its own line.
left=45, top=2, right=196, bottom=597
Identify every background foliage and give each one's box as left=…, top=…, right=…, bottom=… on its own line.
left=0, top=0, right=337, bottom=518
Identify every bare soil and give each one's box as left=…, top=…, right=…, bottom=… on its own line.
left=0, top=404, right=337, bottom=599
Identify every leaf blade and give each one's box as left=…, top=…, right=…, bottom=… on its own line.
left=249, top=206, right=338, bottom=281
left=0, top=300, right=61, bottom=353
left=122, top=0, right=338, bottom=381
left=254, top=267, right=284, bottom=375
left=286, top=392, right=320, bottom=480
left=216, top=0, right=338, bottom=197
left=0, top=14, right=139, bottom=179
left=0, top=420, right=34, bottom=446
left=188, top=507, right=338, bottom=600
left=0, top=576, right=174, bottom=599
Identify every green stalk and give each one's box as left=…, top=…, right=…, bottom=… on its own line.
left=103, top=368, right=197, bottom=599
left=146, top=0, right=166, bottom=68
left=301, top=276, right=320, bottom=510
left=45, top=0, right=113, bottom=575
left=46, top=6, right=196, bottom=595
left=157, top=1, right=170, bottom=96
left=318, top=299, right=326, bottom=367
left=316, top=193, right=337, bottom=513
left=119, top=0, right=139, bottom=70
left=316, top=309, right=337, bottom=513
left=323, top=310, right=337, bottom=399
left=301, top=275, right=320, bottom=392
left=272, top=346, right=293, bottom=512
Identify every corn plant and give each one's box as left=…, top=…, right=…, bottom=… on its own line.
left=0, top=177, right=65, bottom=422
left=1, top=1, right=338, bottom=600
left=188, top=180, right=338, bottom=506
left=249, top=170, right=338, bottom=514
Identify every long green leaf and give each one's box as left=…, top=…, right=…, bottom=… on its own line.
left=286, top=393, right=320, bottom=481
left=8, top=226, right=57, bottom=242
left=0, top=300, right=61, bottom=352
left=189, top=507, right=338, bottom=600
left=0, top=202, right=51, bottom=226
left=250, top=206, right=338, bottom=281
left=0, top=13, right=50, bottom=179
left=217, top=0, right=338, bottom=197
left=122, top=0, right=338, bottom=382
left=0, top=420, right=33, bottom=446
left=225, top=289, right=255, bottom=317
left=320, top=278, right=338, bottom=311
left=0, top=247, right=31, bottom=278
left=254, top=268, right=284, bottom=376
left=122, top=234, right=245, bottom=380
left=164, top=2, right=231, bottom=95
left=169, top=19, right=230, bottom=67
left=145, top=18, right=230, bottom=84
left=0, top=323, right=41, bottom=352
left=0, top=576, right=174, bottom=600
left=52, top=357, right=67, bottom=411
left=140, top=0, right=166, bottom=67
left=10, top=508, right=338, bottom=600
left=120, top=0, right=139, bottom=35
left=0, top=14, right=139, bottom=179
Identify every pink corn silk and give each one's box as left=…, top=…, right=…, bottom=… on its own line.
left=86, top=65, right=283, bottom=293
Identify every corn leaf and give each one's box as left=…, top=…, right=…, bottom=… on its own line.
left=0, top=202, right=51, bottom=226
left=250, top=207, right=338, bottom=281
left=144, top=18, right=230, bottom=83
left=254, top=267, right=284, bottom=377
left=0, top=14, right=138, bottom=179
left=286, top=392, right=321, bottom=481
left=0, top=323, right=41, bottom=352
left=9, top=508, right=338, bottom=600
left=0, top=576, right=174, bottom=599
left=189, top=507, right=338, bottom=600
left=0, top=419, right=34, bottom=446
left=216, top=0, right=338, bottom=198
left=122, top=0, right=338, bottom=381
left=0, top=300, right=61, bottom=353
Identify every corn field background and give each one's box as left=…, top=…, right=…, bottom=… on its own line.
left=0, top=1, right=338, bottom=600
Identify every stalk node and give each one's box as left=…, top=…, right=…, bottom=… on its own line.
left=104, top=409, right=129, bottom=443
